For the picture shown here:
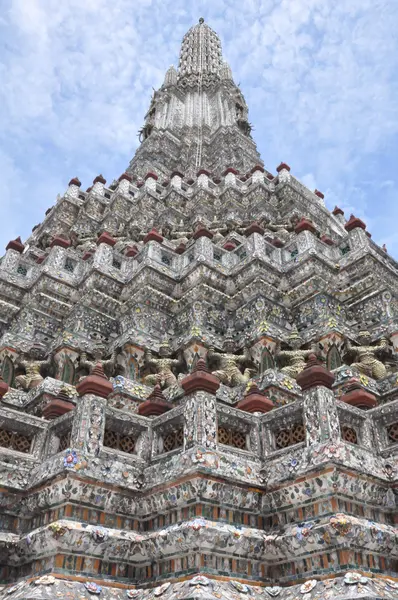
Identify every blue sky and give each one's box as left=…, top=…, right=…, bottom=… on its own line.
left=1, top=0, right=398, bottom=254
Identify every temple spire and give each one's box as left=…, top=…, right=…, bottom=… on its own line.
left=128, top=19, right=263, bottom=178
left=178, top=18, right=223, bottom=82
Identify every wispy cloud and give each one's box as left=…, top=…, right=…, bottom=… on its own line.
left=1, top=0, right=398, bottom=253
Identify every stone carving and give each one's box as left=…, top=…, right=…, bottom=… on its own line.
left=209, top=339, right=254, bottom=387
left=15, top=346, right=52, bottom=390
left=79, top=344, right=117, bottom=377
left=345, top=330, right=389, bottom=380
left=276, top=329, right=315, bottom=380
left=144, top=340, right=184, bottom=388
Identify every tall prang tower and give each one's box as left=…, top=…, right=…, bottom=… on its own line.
left=0, top=18, right=397, bottom=600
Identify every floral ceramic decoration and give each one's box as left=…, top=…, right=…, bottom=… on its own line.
left=85, top=581, right=102, bottom=594
left=127, top=591, right=141, bottom=598
left=63, top=449, right=78, bottom=468
left=344, top=572, right=368, bottom=585
left=231, top=581, right=250, bottom=594
left=189, top=576, right=210, bottom=586
left=154, top=582, right=171, bottom=596
left=330, top=514, right=352, bottom=536
left=91, top=527, right=109, bottom=542
left=35, top=575, right=56, bottom=585
left=264, top=587, right=282, bottom=597
left=300, top=580, right=317, bottom=594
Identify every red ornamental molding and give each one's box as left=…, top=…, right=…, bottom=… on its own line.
left=118, top=173, right=132, bottom=183
left=86, top=186, right=93, bottom=193
left=296, top=354, right=335, bottom=391
left=170, top=170, right=184, bottom=179
left=193, top=227, right=213, bottom=240
left=6, top=237, right=25, bottom=253
left=36, top=256, right=45, bottom=264
left=68, top=177, right=81, bottom=187
left=223, top=167, right=238, bottom=176
left=96, top=231, right=116, bottom=247
left=181, top=358, right=220, bottom=395
left=42, top=388, right=74, bottom=420
left=93, top=175, right=106, bottom=185
left=332, top=206, right=344, bottom=216
left=144, top=172, right=158, bottom=181
left=244, top=222, right=265, bottom=236
left=76, top=363, right=113, bottom=399
left=365, top=231, right=372, bottom=238
left=0, top=375, right=9, bottom=398
left=276, top=162, right=291, bottom=173
left=50, top=235, right=71, bottom=249
left=213, top=177, right=221, bottom=184
left=125, top=245, right=139, bottom=257
left=223, top=241, right=236, bottom=251
left=295, top=218, right=316, bottom=235
left=237, top=382, right=273, bottom=413
left=314, top=189, right=324, bottom=199
left=138, top=384, right=171, bottom=416
left=345, top=214, right=366, bottom=232
left=82, top=251, right=93, bottom=261
left=321, top=235, right=335, bottom=246
left=340, top=378, right=377, bottom=409
left=271, top=238, right=284, bottom=248
left=266, top=173, right=274, bottom=181
left=197, top=169, right=211, bottom=177
left=143, top=228, right=163, bottom=244
left=175, top=243, right=186, bottom=255
left=250, top=165, right=265, bottom=174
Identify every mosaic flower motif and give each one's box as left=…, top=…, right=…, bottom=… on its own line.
left=385, top=579, right=398, bottom=590
left=282, top=379, right=294, bottom=390
left=127, top=590, right=141, bottom=598
left=231, top=581, right=249, bottom=594
left=49, top=523, right=69, bottom=538
left=112, top=375, right=125, bottom=390
left=63, top=449, right=78, bottom=468
left=154, top=582, right=170, bottom=596
left=6, top=581, right=25, bottom=594
left=190, top=518, right=207, bottom=531
left=264, top=586, right=282, bottom=597
left=91, top=527, right=108, bottom=542
left=85, top=581, right=102, bottom=594
left=330, top=514, right=352, bottom=536
left=189, top=576, right=210, bottom=586
left=344, top=572, right=368, bottom=585
left=300, top=580, right=317, bottom=594
left=35, top=575, right=56, bottom=585
left=295, top=522, right=314, bottom=542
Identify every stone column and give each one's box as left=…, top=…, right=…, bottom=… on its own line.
left=93, top=232, right=116, bottom=269
left=73, top=364, right=113, bottom=455
left=296, top=354, right=340, bottom=445
left=2, top=237, right=25, bottom=271
left=181, top=359, right=220, bottom=450
left=70, top=394, right=106, bottom=456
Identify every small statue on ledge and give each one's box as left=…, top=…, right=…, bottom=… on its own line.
left=15, top=346, right=53, bottom=391
left=144, top=340, right=184, bottom=389
left=209, top=338, right=254, bottom=387
left=79, top=345, right=117, bottom=378
left=345, top=330, right=389, bottom=380
left=276, top=328, right=316, bottom=380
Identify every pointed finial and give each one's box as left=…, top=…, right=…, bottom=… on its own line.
left=199, top=17, right=205, bottom=24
